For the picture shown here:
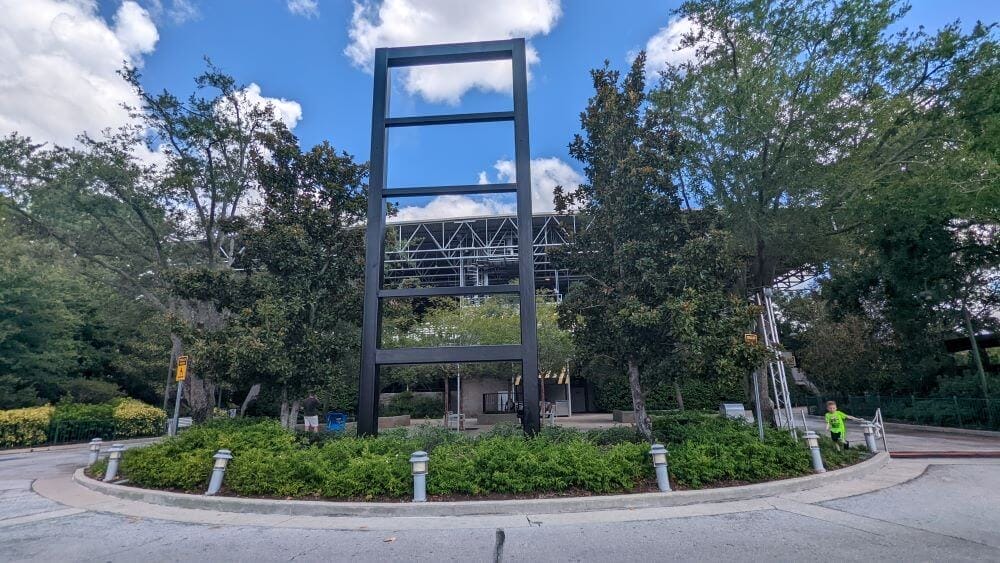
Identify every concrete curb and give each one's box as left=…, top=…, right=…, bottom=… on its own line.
left=73, top=452, right=890, bottom=517
left=1, top=436, right=163, bottom=456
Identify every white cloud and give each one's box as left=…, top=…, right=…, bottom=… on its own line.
left=345, top=0, right=561, bottom=104
left=492, top=156, right=583, bottom=213
left=0, top=0, right=158, bottom=146
left=643, top=16, right=700, bottom=75
left=287, top=0, right=319, bottom=18
left=236, top=83, right=303, bottom=130
left=389, top=156, right=582, bottom=221
left=391, top=194, right=515, bottom=222
left=145, top=0, right=200, bottom=24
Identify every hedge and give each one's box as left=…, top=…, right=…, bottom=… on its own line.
left=97, top=415, right=866, bottom=499
left=0, top=405, right=54, bottom=448
left=0, top=399, right=166, bottom=448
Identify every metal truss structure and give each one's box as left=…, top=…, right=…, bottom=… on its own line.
left=360, top=39, right=541, bottom=436
left=384, top=213, right=579, bottom=295
left=755, top=288, right=798, bottom=435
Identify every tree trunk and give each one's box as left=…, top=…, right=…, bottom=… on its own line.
left=240, top=383, right=261, bottom=416
left=288, top=400, right=301, bottom=431
left=279, top=386, right=289, bottom=428
left=673, top=380, right=685, bottom=411
left=756, top=367, right=776, bottom=427
left=184, top=371, right=217, bottom=423
left=627, top=358, right=653, bottom=442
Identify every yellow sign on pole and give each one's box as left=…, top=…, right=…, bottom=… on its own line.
left=744, top=333, right=758, bottom=345
left=175, top=355, right=189, bottom=381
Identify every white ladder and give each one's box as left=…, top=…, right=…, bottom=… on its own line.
left=755, top=288, right=797, bottom=435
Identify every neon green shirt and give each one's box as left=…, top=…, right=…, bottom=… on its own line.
left=825, top=410, right=847, bottom=432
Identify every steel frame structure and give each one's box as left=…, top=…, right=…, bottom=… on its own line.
left=360, top=39, right=541, bottom=436
left=384, top=213, right=578, bottom=293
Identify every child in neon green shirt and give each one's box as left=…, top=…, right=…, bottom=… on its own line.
left=825, top=401, right=864, bottom=450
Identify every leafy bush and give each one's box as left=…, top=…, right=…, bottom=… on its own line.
left=60, top=379, right=122, bottom=404
left=51, top=402, right=116, bottom=424
left=651, top=411, right=869, bottom=488
left=380, top=392, right=445, bottom=419
left=0, top=405, right=54, bottom=448
left=111, top=414, right=869, bottom=498
left=113, top=399, right=166, bottom=438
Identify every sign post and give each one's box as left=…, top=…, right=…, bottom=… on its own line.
left=169, top=356, right=188, bottom=436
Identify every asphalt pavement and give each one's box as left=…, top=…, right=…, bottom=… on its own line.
left=1, top=430, right=999, bottom=562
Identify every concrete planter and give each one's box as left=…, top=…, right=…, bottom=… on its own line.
left=476, top=413, right=518, bottom=425
left=612, top=410, right=635, bottom=424
left=378, top=415, right=410, bottom=429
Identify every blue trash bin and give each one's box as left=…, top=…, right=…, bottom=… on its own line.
left=326, top=412, right=347, bottom=432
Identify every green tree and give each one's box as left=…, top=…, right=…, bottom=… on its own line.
left=0, top=64, right=293, bottom=420
left=171, top=125, right=368, bottom=427
left=553, top=54, right=689, bottom=440
left=651, top=0, right=994, bottom=291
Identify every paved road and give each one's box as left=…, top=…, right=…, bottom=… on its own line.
left=2, top=441, right=1000, bottom=561
left=802, top=415, right=1000, bottom=452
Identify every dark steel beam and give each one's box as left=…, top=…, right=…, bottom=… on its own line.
left=511, top=38, right=540, bottom=436
left=383, top=183, right=517, bottom=199
left=378, top=284, right=519, bottom=298
left=376, top=345, right=522, bottom=365
left=385, top=111, right=514, bottom=128
left=361, top=39, right=538, bottom=437
left=385, top=40, right=514, bottom=67
left=358, top=48, right=390, bottom=437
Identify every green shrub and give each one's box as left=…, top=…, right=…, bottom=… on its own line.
left=112, top=416, right=868, bottom=498
left=60, top=379, right=123, bottom=404
left=113, top=399, right=166, bottom=438
left=0, top=405, right=54, bottom=448
left=651, top=412, right=839, bottom=489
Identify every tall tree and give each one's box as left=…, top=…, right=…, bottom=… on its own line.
left=553, top=54, right=687, bottom=440
left=170, top=126, right=368, bottom=427
left=0, top=64, right=290, bottom=419
left=651, top=0, right=994, bottom=291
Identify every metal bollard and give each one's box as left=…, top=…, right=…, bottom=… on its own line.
left=205, top=449, right=233, bottom=496
left=649, top=443, right=672, bottom=492
left=862, top=422, right=878, bottom=453
left=88, top=438, right=102, bottom=467
left=804, top=431, right=825, bottom=473
left=410, top=450, right=429, bottom=502
left=103, top=444, right=125, bottom=482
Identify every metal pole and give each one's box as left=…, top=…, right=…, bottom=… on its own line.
left=162, top=348, right=176, bottom=412
left=170, top=380, right=183, bottom=437
left=964, top=305, right=994, bottom=428
left=752, top=369, right=765, bottom=441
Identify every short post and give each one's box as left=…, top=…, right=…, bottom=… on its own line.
left=862, top=422, right=878, bottom=453
left=410, top=450, right=429, bottom=503
left=205, top=449, right=233, bottom=496
left=804, top=431, right=825, bottom=473
left=88, top=438, right=102, bottom=467
left=103, top=444, right=125, bottom=482
left=650, top=443, right=671, bottom=492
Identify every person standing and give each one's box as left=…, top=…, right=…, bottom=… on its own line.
left=302, top=393, right=321, bottom=433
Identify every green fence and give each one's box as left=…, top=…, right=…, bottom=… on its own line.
left=0, top=418, right=162, bottom=449
left=809, top=394, right=1000, bottom=431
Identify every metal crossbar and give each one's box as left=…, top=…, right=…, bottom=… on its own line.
left=359, top=39, right=540, bottom=436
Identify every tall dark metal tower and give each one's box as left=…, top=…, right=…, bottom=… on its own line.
left=358, top=39, right=540, bottom=436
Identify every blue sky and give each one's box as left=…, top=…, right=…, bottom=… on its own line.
left=3, top=0, right=997, bottom=220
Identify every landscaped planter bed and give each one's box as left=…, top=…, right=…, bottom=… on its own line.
left=86, top=414, right=867, bottom=501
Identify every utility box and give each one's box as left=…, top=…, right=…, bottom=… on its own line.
left=720, top=403, right=748, bottom=421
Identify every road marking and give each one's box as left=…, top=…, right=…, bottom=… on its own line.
left=0, top=508, right=86, bottom=528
